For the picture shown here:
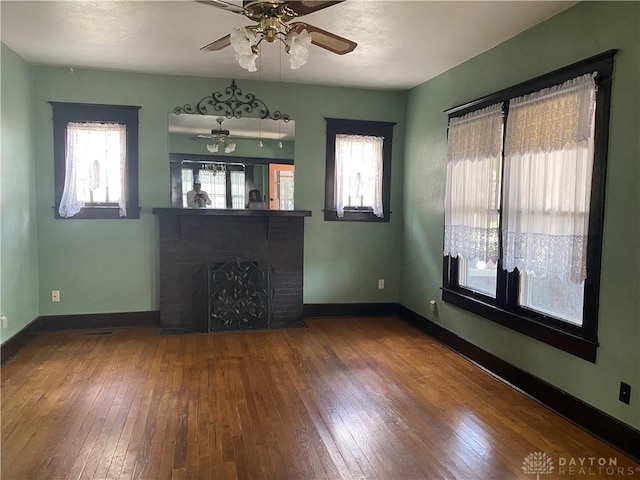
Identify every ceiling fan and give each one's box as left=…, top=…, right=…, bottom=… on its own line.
left=190, top=117, right=237, bottom=153
left=197, top=0, right=357, bottom=71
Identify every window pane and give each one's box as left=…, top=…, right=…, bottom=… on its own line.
left=519, top=273, right=584, bottom=325
left=274, top=170, right=295, bottom=210
left=458, top=258, right=497, bottom=298
left=69, top=123, right=125, bottom=204
left=230, top=170, right=245, bottom=209
left=181, top=168, right=194, bottom=207
left=335, top=134, right=383, bottom=209
left=199, top=170, right=226, bottom=208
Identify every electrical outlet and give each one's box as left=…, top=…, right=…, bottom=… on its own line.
left=619, top=382, right=631, bottom=405
left=51, top=290, right=60, bottom=303
left=429, top=300, right=437, bottom=313
left=378, top=279, right=385, bottom=290
left=0, top=316, right=7, bottom=329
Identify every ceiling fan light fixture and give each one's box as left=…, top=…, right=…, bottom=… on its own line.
left=230, top=27, right=257, bottom=55
left=230, top=27, right=260, bottom=71
left=262, top=17, right=280, bottom=42
left=236, top=52, right=259, bottom=71
left=285, top=29, right=311, bottom=69
left=200, top=1, right=357, bottom=72
left=228, top=24, right=312, bottom=71
left=198, top=117, right=237, bottom=153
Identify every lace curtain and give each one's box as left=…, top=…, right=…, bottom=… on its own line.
left=444, top=103, right=503, bottom=263
left=502, top=73, right=596, bottom=284
left=59, top=122, right=127, bottom=217
left=335, top=134, right=384, bottom=218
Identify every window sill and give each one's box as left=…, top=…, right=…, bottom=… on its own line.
left=54, top=206, right=140, bottom=220
left=323, top=209, right=390, bottom=222
left=441, top=287, right=598, bottom=362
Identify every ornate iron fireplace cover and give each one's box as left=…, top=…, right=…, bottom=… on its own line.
left=203, top=258, right=272, bottom=331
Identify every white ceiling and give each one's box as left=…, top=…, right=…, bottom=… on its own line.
left=169, top=113, right=296, bottom=140
left=1, top=0, right=577, bottom=91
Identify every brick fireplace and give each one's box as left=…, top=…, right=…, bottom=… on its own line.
left=152, top=208, right=311, bottom=331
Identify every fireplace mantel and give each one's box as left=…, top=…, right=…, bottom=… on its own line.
left=153, top=207, right=311, bottom=331
left=152, top=208, right=312, bottom=217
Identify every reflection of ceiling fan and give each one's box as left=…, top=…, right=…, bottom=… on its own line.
left=197, top=0, right=357, bottom=71
left=190, top=117, right=237, bottom=153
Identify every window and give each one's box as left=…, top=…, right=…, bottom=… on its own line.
left=176, top=160, right=245, bottom=209
left=324, top=118, right=395, bottom=222
left=442, top=51, right=616, bottom=362
left=51, top=102, right=140, bottom=219
left=271, top=167, right=295, bottom=210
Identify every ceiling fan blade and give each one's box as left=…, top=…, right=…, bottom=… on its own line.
left=289, top=22, right=357, bottom=55
left=191, top=127, right=232, bottom=139
left=200, top=34, right=232, bottom=51
left=283, top=0, right=345, bottom=16
left=196, top=0, right=247, bottom=14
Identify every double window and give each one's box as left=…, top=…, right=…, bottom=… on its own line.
left=51, top=102, right=140, bottom=219
left=442, top=51, right=615, bottom=361
left=324, top=118, right=395, bottom=222
left=180, top=163, right=245, bottom=209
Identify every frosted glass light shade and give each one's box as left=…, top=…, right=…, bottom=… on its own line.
left=231, top=28, right=259, bottom=72
left=286, top=29, right=311, bottom=69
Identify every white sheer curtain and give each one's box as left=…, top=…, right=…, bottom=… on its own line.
left=335, top=134, right=384, bottom=217
left=59, top=122, right=127, bottom=217
left=444, top=103, right=503, bottom=263
left=230, top=170, right=245, bottom=209
left=502, top=73, right=596, bottom=284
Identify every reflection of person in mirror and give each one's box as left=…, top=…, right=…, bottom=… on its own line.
left=246, top=189, right=267, bottom=209
left=187, top=180, right=212, bottom=208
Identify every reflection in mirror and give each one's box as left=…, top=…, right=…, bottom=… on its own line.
left=180, top=161, right=245, bottom=209
left=168, top=114, right=295, bottom=210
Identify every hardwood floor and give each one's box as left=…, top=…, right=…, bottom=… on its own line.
left=2, top=317, right=638, bottom=479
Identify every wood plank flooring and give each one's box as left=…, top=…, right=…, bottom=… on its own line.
left=2, top=317, right=638, bottom=479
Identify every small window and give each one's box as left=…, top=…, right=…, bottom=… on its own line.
left=324, top=118, right=395, bottom=222
left=51, top=102, right=140, bottom=219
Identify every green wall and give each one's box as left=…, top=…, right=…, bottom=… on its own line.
left=0, top=44, right=39, bottom=342
left=28, top=68, right=405, bottom=317
left=401, top=1, right=639, bottom=429
left=4, top=0, right=636, bottom=434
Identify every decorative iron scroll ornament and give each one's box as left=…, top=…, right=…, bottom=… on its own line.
left=174, top=79, right=290, bottom=122
left=195, top=258, right=272, bottom=332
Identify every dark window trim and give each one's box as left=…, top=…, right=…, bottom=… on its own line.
left=169, top=152, right=294, bottom=166
left=324, top=118, right=395, bottom=222
left=50, top=102, right=141, bottom=219
left=442, top=50, right=616, bottom=362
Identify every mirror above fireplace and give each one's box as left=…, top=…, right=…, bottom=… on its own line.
left=168, top=80, right=295, bottom=210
